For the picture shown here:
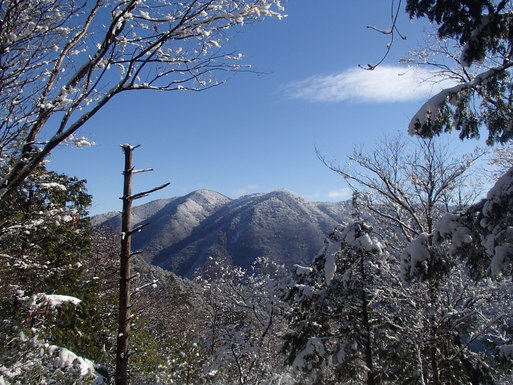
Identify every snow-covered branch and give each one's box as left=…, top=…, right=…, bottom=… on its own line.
left=0, top=0, right=285, bottom=199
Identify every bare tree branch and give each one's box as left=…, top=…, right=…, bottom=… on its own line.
left=0, top=0, right=285, bottom=199
left=317, top=134, right=485, bottom=253
left=360, top=0, right=407, bottom=70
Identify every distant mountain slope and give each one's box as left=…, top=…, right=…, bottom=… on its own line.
left=94, top=189, right=351, bottom=277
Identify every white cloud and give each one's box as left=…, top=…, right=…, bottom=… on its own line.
left=235, top=184, right=259, bottom=197
left=283, top=65, right=457, bottom=103
left=327, top=188, right=352, bottom=200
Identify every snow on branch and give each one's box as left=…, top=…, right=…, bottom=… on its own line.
left=409, top=65, right=513, bottom=137
left=29, top=293, right=82, bottom=312
left=400, top=232, right=430, bottom=281
left=407, top=162, right=513, bottom=279
left=0, top=0, right=286, bottom=200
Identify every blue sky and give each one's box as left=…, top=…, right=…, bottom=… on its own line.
left=47, top=1, right=485, bottom=215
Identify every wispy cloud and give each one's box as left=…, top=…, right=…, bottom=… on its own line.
left=283, top=65, right=456, bottom=103
left=235, top=184, right=259, bottom=197
left=327, top=188, right=352, bottom=200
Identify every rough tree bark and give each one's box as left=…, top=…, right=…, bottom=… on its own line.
left=115, top=144, right=169, bottom=385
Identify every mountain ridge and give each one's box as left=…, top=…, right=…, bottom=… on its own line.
left=94, top=189, right=351, bottom=277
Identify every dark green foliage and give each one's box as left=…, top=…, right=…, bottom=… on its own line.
left=406, top=0, right=513, bottom=65
left=0, top=165, right=92, bottom=294
left=411, top=71, right=513, bottom=145
left=406, top=0, right=513, bottom=144
left=0, top=164, right=115, bottom=382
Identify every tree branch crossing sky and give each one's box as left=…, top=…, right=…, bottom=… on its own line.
left=48, top=1, right=484, bottom=215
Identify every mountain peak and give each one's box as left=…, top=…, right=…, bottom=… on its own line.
left=187, top=189, right=230, bottom=201
left=181, top=189, right=231, bottom=213
left=268, top=189, right=304, bottom=200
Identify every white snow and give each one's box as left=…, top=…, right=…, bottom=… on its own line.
left=73, top=136, right=96, bottom=147
left=434, top=213, right=473, bottom=252
left=409, top=68, right=501, bottom=136
left=460, top=14, right=490, bottom=66
left=499, top=344, right=513, bottom=359
left=436, top=213, right=461, bottom=239
left=29, top=293, right=82, bottom=311
left=38, top=182, right=67, bottom=191
left=60, top=214, right=74, bottom=222
left=451, top=226, right=473, bottom=247
left=357, top=233, right=383, bottom=254
left=491, top=245, right=513, bottom=277
left=340, top=225, right=357, bottom=244
left=483, top=167, right=513, bottom=218
left=293, top=264, right=313, bottom=276
left=47, top=344, right=96, bottom=377
left=401, top=233, right=430, bottom=279
left=0, top=335, right=106, bottom=384
left=408, top=89, right=450, bottom=135
left=293, top=284, right=314, bottom=299
left=324, top=247, right=337, bottom=285
left=476, top=167, right=513, bottom=276
left=291, top=337, right=325, bottom=371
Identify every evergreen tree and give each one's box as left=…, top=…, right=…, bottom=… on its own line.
left=405, top=0, right=513, bottom=144
left=284, top=222, right=411, bottom=385
left=0, top=165, right=108, bottom=383
left=402, top=4, right=513, bottom=379
left=0, top=165, right=90, bottom=292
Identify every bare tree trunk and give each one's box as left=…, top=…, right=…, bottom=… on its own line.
left=114, top=144, right=169, bottom=385
left=116, top=144, right=134, bottom=385
left=428, top=285, right=440, bottom=385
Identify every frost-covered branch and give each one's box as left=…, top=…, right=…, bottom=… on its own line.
left=0, top=0, right=285, bottom=199
left=405, top=1, right=513, bottom=144
left=318, top=135, right=482, bottom=255
left=195, top=256, right=289, bottom=384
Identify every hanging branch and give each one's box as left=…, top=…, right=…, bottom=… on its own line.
left=360, top=0, right=407, bottom=70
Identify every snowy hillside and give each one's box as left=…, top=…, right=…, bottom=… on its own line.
left=94, top=189, right=351, bottom=277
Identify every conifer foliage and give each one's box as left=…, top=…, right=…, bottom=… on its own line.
left=283, top=222, right=406, bottom=384
left=0, top=165, right=109, bottom=383
left=406, top=0, right=513, bottom=144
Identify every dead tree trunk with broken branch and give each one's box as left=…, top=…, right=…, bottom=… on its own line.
left=115, top=144, right=169, bottom=385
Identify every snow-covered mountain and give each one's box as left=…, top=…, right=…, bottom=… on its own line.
left=94, top=189, right=351, bottom=277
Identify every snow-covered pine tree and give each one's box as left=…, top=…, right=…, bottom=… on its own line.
left=432, top=165, right=513, bottom=280
left=406, top=0, right=513, bottom=145
left=426, top=169, right=513, bottom=381
left=283, top=222, right=413, bottom=385
left=401, top=3, right=513, bottom=380
left=318, top=128, right=509, bottom=382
